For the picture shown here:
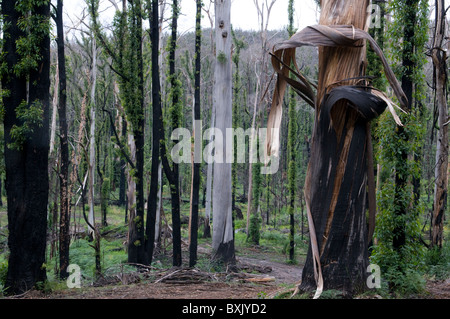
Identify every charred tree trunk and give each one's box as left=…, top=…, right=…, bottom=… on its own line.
left=119, top=117, right=127, bottom=207
left=55, top=0, right=71, bottom=280
left=126, top=0, right=146, bottom=265
left=161, top=0, right=182, bottom=267
left=299, top=0, right=373, bottom=295
left=393, top=0, right=418, bottom=251
left=189, top=0, right=202, bottom=267
left=2, top=0, right=51, bottom=295
left=145, top=0, right=163, bottom=265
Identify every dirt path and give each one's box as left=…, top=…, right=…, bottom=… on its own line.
left=236, top=256, right=302, bottom=285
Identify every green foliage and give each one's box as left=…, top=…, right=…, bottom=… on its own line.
left=248, top=159, right=262, bottom=245
left=14, top=0, right=51, bottom=78
left=287, top=0, right=296, bottom=37
left=387, top=0, right=429, bottom=101
left=66, top=230, right=127, bottom=280
left=371, top=0, right=429, bottom=294
left=247, top=211, right=261, bottom=245
left=424, top=241, right=450, bottom=280
left=0, top=1, right=49, bottom=151
left=372, top=111, right=426, bottom=287
left=384, top=267, right=426, bottom=296
left=164, top=33, right=184, bottom=145
left=366, top=0, right=387, bottom=91
left=217, top=51, right=227, bottom=64
left=0, top=259, right=7, bottom=288
left=8, top=100, right=44, bottom=150
left=107, top=0, right=145, bottom=132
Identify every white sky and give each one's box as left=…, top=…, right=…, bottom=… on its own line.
left=61, top=0, right=447, bottom=39
left=62, top=0, right=320, bottom=36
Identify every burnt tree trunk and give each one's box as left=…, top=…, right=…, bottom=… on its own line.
left=2, top=0, right=51, bottom=295
left=55, top=0, right=71, bottom=280
left=161, top=0, right=182, bottom=267
left=299, top=0, right=375, bottom=295
left=189, top=0, right=202, bottom=267
left=126, top=0, right=146, bottom=265
left=145, top=0, right=163, bottom=265
left=393, top=0, right=418, bottom=251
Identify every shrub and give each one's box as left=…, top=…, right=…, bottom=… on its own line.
left=424, top=242, right=450, bottom=280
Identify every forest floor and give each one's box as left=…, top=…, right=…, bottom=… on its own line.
left=1, top=206, right=449, bottom=300
left=17, top=245, right=303, bottom=300
left=8, top=244, right=450, bottom=300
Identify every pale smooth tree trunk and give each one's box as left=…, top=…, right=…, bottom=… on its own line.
left=204, top=104, right=215, bottom=238
left=88, top=36, right=98, bottom=237
left=212, top=0, right=235, bottom=264
left=49, top=64, right=59, bottom=155
left=431, top=0, right=448, bottom=249
left=126, top=133, right=137, bottom=248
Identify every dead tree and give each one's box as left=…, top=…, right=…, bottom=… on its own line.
left=267, top=0, right=408, bottom=297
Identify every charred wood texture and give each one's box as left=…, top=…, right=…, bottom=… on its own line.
left=300, top=88, right=386, bottom=294
left=2, top=0, right=51, bottom=295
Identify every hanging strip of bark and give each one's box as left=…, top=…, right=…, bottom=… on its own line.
left=267, top=25, right=408, bottom=157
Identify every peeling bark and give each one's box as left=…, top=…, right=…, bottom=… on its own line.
left=267, top=0, right=407, bottom=296
left=431, top=0, right=448, bottom=249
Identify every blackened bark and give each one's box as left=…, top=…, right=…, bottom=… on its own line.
left=300, top=88, right=386, bottom=294
left=2, top=0, right=50, bottom=295
left=56, top=0, right=70, bottom=280
left=160, top=0, right=183, bottom=267
left=393, top=0, right=416, bottom=251
left=127, top=0, right=146, bottom=265
left=119, top=118, right=127, bottom=207
left=189, top=0, right=202, bottom=268
left=213, top=240, right=236, bottom=266
left=145, top=0, right=163, bottom=265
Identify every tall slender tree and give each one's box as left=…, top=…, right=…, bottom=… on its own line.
left=286, top=0, right=297, bottom=263
left=160, top=0, right=183, bottom=267
left=87, top=33, right=98, bottom=238
left=372, top=0, right=429, bottom=284
left=1, top=0, right=51, bottom=295
left=212, top=0, right=235, bottom=264
left=431, top=0, right=448, bottom=249
left=54, top=0, right=71, bottom=280
left=89, top=0, right=147, bottom=264
left=145, top=0, right=164, bottom=265
left=189, top=0, right=203, bottom=267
